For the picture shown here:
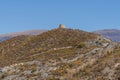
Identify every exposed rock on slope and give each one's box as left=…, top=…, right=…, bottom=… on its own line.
left=0, top=28, right=120, bottom=80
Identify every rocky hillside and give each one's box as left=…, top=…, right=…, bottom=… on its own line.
left=0, top=30, right=46, bottom=42
left=94, top=29, right=120, bottom=42
left=0, top=28, right=120, bottom=80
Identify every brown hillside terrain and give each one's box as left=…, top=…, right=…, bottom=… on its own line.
left=0, top=28, right=120, bottom=80
left=0, top=28, right=97, bottom=67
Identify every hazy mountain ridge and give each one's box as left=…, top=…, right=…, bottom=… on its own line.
left=0, top=30, right=47, bottom=42
left=0, top=28, right=120, bottom=80
left=94, top=29, right=120, bottom=42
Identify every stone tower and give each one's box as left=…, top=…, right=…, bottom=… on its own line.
left=59, top=24, right=66, bottom=29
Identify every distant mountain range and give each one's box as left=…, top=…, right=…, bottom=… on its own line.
left=93, top=29, right=120, bottom=42
left=0, top=30, right=47, bottom=42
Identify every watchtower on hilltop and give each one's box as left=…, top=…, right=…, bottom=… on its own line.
left=59, top=24, right=66, bottom=29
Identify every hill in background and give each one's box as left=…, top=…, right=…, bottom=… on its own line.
left=94, top=29, right=120, bottom=42
left=0, top=30, right=47, bottom=42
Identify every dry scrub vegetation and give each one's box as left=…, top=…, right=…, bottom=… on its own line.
left=0, top=28, right=120, bottom=80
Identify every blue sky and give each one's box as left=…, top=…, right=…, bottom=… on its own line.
left=0, top=0, right=120, bottom=34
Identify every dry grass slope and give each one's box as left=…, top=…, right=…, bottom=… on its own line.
left=0, top=28, right=120, bottom=80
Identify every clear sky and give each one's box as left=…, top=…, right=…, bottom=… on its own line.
left=0, top=0, right=120, bottom=34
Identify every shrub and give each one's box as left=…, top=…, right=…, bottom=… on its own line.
left=76, top=42, right=86, bottom=48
